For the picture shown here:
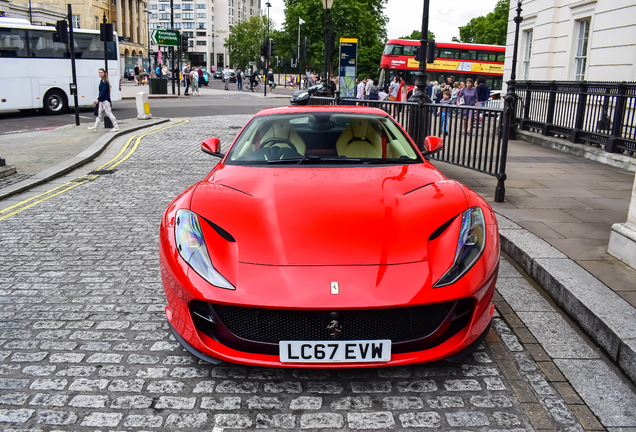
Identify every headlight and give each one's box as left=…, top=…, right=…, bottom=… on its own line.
left=175, top=209, right=234, bottom=290
left=433, top=207, right=486, bottom=288
left=298, top=92, right=308, bottom=98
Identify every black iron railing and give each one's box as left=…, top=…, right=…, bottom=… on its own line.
left=308, top=96, right=508, bottom=199
left=515, top=81, right=636, bottom=155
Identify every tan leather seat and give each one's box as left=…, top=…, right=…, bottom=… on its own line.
left=261, top=120, right=307, bottom=155
left=336, top=119, right=382, bottom=158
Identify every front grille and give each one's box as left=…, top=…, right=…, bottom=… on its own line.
left=211, top=302, right=456, bottom=343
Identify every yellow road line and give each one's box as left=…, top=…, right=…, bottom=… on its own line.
left=0, top=119, right=187, bottom=221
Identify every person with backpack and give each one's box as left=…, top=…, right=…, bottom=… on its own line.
left=476, top=78, right=490, bottom=107
left=236, top=69, right=243, bottom=91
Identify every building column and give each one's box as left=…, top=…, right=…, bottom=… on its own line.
left=116, top=0, right=123, bottom=36
left=138, top=1, right=144, bottom=49
left=123, top=0, right=130, bottom=38
left=131, top=0, right=138, bottom=44
left=608, top=174, right=636, bottom=270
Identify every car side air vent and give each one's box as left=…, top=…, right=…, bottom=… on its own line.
left=403, top=183, right=434, bottom=196
left=429, top=214, right=459, bottom=241
left=201, top=217, right=236, bottom=242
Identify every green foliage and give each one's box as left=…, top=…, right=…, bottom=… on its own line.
left=279, top=0, right=388, bottom=78
left=398, top=30, right=435, bottom=41
left=458, top=0, right=509, bottom=45
left=225, top=15, right=272, bottom=70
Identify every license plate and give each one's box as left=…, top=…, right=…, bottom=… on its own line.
left=279, top=340, right=391, bottom=363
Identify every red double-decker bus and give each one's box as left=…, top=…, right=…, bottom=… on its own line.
left=379, top=39, right=505, bottom=97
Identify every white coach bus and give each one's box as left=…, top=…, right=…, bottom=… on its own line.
left=0, top=17, right=121, bottom=115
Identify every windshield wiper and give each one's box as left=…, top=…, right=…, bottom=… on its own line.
left=266, top=156, right=362, bottom=164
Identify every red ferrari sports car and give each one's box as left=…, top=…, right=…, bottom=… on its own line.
left=159, top=106, right=499, bottom=368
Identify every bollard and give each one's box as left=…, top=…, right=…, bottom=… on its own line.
left=136, top=92, right=152, bottom=120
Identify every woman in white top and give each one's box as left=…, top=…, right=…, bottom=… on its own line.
left=388, top=76, right=400, bottom=101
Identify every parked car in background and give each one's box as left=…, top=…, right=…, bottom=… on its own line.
left=289, top=81, right=333, bottom=105
left=214, top=71, right=223, bottom=80
left=228, top=69, right=237, bottom=83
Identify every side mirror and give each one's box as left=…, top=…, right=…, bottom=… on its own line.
left=423, top=136, right=444, bottom=155
left=201, top=137, right=224, bottom=157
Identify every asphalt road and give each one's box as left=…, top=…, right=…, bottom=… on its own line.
left=0, top=79, right=292, bottom=135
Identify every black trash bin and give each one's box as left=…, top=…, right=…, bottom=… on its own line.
left=149, top=78, right=167, bottom=95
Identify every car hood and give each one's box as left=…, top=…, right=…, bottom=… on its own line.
left=190, top=164, right=468, bottom=266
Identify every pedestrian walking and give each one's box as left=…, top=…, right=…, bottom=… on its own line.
left=426, top=81, right=434, bottom=99
left=437, top=90, right=453, bottom=135
left=88, top=68, right=119, bottom=132
left=458, top=78, right=479, bottom=134
left=267, top=68, right=275, bottom=92
left=223, top=65, right=230, bottom=90
left=367, top=79, right=380, bottom=100
left=237, top=69, right=243, bottom=91
left=183, top=63, right=191, bottom=96
left=133, top=64, right=139, bottom=85
left=357, top=79, right=366, bottom=99
left=388, top=76, right=400, bottom=101
left=400, top=78, right=408, bottom=102
left=433, top=81, right=442, bottom=104
left=198, top=67, right=204, bottom=86
left=190, top=67, right=200, bottom=96
left=365, top=76, right=373, bottom=99
left=476, top=78, right=490, bottom=107
left=444, top=76, right=453, bottom=92
left=451, top=81, right=460, bottom=104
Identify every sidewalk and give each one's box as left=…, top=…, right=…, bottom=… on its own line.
left=0, top=117, right=168, bottom=199
left=120, top=82, right=293, bottom=99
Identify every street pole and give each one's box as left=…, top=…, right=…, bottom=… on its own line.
left=28, top=0, right=32, bottom=24
left=102, top=13, right=113, bottom=128
left=170, top=0, right=175, bottom=95
left=68, top=5, right=80, bottom=126
left=297, top=18, right=301, bottom=80
left=146, top=11, right=151, bottom=75
left=409, top=0, right=431, bottom=104
left=495, top=0, right=523, bottom=203
left=264, top=2, right=271, bottom=97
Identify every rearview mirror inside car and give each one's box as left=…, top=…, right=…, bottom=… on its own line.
left=201, top=137, right=224, bottom=157
left=424, top=136, right=444, bottom=154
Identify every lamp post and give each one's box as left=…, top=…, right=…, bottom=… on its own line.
left=144, top=10, right=151, bottom=75
left=321, top=0, right=333, bottom=82
left=495, top=0, right=523, bottom=203
left=264, top=1, right=271, bottom=97
left=410, top=0, right=431, bottom=103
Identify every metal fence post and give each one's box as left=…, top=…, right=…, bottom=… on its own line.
left=335, top=90, right=340, bottom=105
left=543, top=80, right=556, bottom=136
left=0, top=156, right=5, bottom=168
left=570, top=81, right=587, bottom=143
left=494, top=94, right=512, bottom=203
left=521, top=86, right=531, bottom=129
left=605, top=81, right=627, bottom=153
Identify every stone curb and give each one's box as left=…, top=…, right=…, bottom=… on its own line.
left=122, top=95, right=182, bottom=100
left=496, top=212, right=636, bottom=384
left=517, top=130, right=636, bottom=173
left=0, top=119, right=170, bottom=201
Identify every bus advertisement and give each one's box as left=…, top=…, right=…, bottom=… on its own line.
left=0, top=17, right=122, bottom=115
left=379, top=39, right=505, bottom=97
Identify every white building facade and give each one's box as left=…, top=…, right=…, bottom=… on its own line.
left=147, top=0, right=260, bottom=73
left=503, top=0, right=636, bottom=84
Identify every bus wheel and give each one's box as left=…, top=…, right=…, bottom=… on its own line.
left=43, top=89, right=68, bottom=115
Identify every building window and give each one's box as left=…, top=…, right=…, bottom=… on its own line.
left=174, top=13, right=180, bottom=18
left=196, top=3, right=205, bottom=8
left=149, top=13, right=157, bottom=19
left=196, top=13, right=206, bottom=18
left=72, top=15, right=81, bottom=28
left=574, top=19, right=590, bottom=81
left=183, top=22, right=195, bottom=28
left=159, top=13, right=170, bottom=19
left=183, top=31, right=193, bottom=37
left=150, top=4, right=157, bottom=9
left=196, top=31, right=206, bottom=36
left=173, top=23, right=181, bottom=28
left=197, top=40, right=206, bottom=45
left=182, top=12, right=193, bottom=19
left=173, top=4, right=180, bottom=8
left=182, top=3, right=193, bottom=10
left=95, top=16, right=99, bottom=30
left=522, top=30, right=532, bottom=80
left=159, top=4, right=166, bottom=10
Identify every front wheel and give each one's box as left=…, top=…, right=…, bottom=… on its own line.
left=42, top=89, right=68, bottom=115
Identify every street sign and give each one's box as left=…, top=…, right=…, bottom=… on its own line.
left=339, top=38, right=358, bottom=98
left=150, top=29, right=180, bottom=46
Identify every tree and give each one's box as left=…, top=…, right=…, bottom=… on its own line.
left=225, top=15, right=272, bottom=70
left=458, top=0, right=509, bottom=45
left=398, top=30, right=435, bottom=41
left=279, top=0, right=388, bottom=78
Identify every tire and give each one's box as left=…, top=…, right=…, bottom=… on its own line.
left=42, top=89, right=68, bottom=115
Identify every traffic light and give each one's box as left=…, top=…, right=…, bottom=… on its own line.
left=302, top=37, right=311, bottom=59
left=427, top=40, right=436, bottom=64
left=54, top=20, right=68, bottom=44
left=181, top=35, right=189, bottom=52
left=260, top=44, right=266, bottom=57
left=269, top=39, right=277, bottom=56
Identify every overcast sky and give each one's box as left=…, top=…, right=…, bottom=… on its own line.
left=268, top=0, right=500, bottom=43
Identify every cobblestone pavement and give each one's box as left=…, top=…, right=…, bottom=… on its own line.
left=0, top=116, right=591, bottom=431
left=0, top=173, right=33, bottom=190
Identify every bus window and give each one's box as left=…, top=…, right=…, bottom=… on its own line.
left=439, top=49, right=454, bottom=58
left=383, top=44, right=395, bottom=55
left=403, top=45, right=417, bottom=56
left=73, top=34, right=117, bottom=60
left=488, top=53, right=497, bottom=61
left=29, top=30, right=67, bottom=58
left=477, top=53, right=489, bottom=61
left=391, top=45, right=403, bottom=55
left=0, top=28, right=28, bottom=57
left=497, top=54, right=505, bottom=62
left=460, top=50, right=477, bottom=60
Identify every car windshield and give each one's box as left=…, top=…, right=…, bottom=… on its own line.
left=225, top=113, right=422, bottom=166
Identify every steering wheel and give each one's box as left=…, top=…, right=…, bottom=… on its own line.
left=260, top=137, right=298, bottom=152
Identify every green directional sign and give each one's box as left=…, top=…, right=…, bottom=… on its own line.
left=151, top=29, right=180, bottom=46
